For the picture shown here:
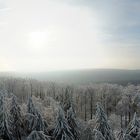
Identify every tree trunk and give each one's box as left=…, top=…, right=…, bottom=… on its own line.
left=90, top=93, right=93, bottom=120
left=121, top=114, right=123, bottom=128
left=84, top=93, right=87, bottom=121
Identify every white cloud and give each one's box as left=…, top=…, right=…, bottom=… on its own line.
left=0, top=0, right=139, bottom=71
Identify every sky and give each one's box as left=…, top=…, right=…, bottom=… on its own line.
left=0, top=0, right=140, bottom=72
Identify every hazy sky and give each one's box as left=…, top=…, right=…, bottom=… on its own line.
left=0, top=0, right=140, bottom=72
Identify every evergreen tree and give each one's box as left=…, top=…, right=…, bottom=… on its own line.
left=123, top=134, right=133, bottom=140
left=8, top=95, right=22, bottom=140
left=27, top=97, right=37, bottom=115
left=117, top=129, right=124, bottom=140
left=67, top=107, right=80, bottom=140
left=25, top=113, right=38, bottom=134
left=26, top=97, right=47, bottom=134
left=93, top=129, right=105, bottom=140
left=95, top=102, right=115, bottom=140
left=123, top=113, right=140, bottom=140
left=80, top=127, right=94, bottom=140
left=36, top=113, right=45, bottom=132
left=0, top=94, right=10, bottom=139
left=53, top=107, right=74, bottom=140
left=63, top=87, right=72, bottom=113
left=27, top=130, right=50, bottom=140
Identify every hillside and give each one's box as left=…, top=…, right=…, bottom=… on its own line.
left=1, top=69, right=140, bottom=85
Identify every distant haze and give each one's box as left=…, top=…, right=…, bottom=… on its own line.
left=1, top=69, right=140, bottom=85
left=0, top=0, right=140, bottom=72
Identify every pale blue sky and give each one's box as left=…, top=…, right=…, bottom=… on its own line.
left=0, top=0, right=140, bottom=72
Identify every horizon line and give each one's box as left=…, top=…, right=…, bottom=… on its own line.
left=0, top=68, right=140, bottom=73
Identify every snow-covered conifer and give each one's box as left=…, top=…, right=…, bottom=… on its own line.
left=123, top=134, right=133, bottom=140
left=26, top=97, right=47, bottom=133
left=61, top=87, right=73, bottom=114
left=27, top=97, right=37, bottom=115
left=27, top=130, right=50, bottom=140
left=80, top=127, right=94, bottom=140
left=36, top=113, right=45, bottom=132
left=95, top=102, right=115, bottom=140
left=8, top=95, right=23, bottom=140
left=124, top=113, right=140, bottom=139
left=67, top=107, right=80, bottom=140
left=24, top=113, right=38, bottom=134
left=93, top=129, right=105, bottom=140
left=53, top=107, right=74, bottom=140
left=0, top=94, right=10, bottom=139
left=117, top=129, right=124, bottom=140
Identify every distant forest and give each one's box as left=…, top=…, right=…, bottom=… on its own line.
left=1, top=69, right=140, bottom=85
left=0, top=76, right=140, bottom=139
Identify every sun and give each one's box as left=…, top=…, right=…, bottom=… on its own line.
left=28, top=31, right=48, bottom=49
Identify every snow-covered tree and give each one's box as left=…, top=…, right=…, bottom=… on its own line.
left=24, top=113, right=38, bottom=134
left=95, top=102, right=115, bottom=140
left=27, top=97, right=37, bottom=115
left=93, top=129, right=105, bottom=140
left=36, top=113, right=45, bottom=132
left=67, top=107, right=80, bottom=140
left=60, top=86, right=73, bottom=113
left=117, top=129, right=124, bottom=140
left=0, top=94, right=10, bottom=139
left=53, top=107, right=74, bottom=140
left=26, top=97, right=47, bottom=133
left=123, top=113, right=140, bottom=140
left=123, top=134, right=133, bottom=140
left=80, top=127, right=94, bottom=140
left=8, top=95, right=23, bottom=140
left=27, top=130, right=50, bottom=140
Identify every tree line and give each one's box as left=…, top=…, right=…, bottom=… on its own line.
left=0, top=77, right=140, bottom=139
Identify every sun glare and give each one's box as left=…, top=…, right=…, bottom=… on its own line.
left=28, top=31, right=47, bottom=49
